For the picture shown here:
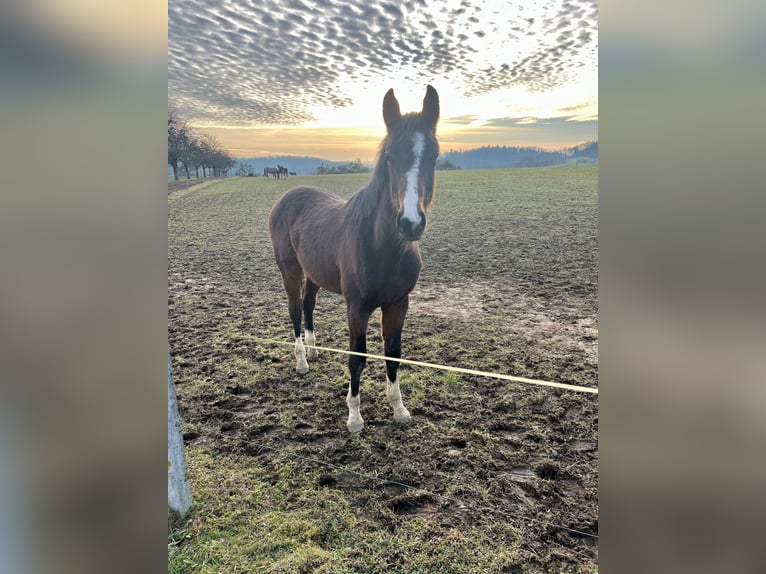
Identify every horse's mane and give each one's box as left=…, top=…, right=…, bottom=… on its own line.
left=344, top=137, right=390, bottom=225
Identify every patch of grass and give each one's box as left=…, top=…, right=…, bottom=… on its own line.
left=169, top=447, right=523, bottom=573
left=169, top=167, right=598, bottom=572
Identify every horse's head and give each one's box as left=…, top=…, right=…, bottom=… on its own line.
left=382, top=85, right=440, bottom=242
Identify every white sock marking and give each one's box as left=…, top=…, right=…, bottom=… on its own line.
left=294, top=336, right=308, bottom=374
left=402, top=132, right=425, bottom=225
left=305, top=329, right=318, bottom=360
left=387, top=376, right=411, bottom=423
left=346, top=388, right=364, bottom=433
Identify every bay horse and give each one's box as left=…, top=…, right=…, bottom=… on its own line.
left=269, top=85, right=439, bottom=433
left=264, top=166, right=280, bottom=178
left=278, top=164, right=288, bottom=178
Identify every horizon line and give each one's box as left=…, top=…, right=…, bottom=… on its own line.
left=229, top=139, right=598, bottom=161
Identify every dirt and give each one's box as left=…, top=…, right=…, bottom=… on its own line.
left=167, top=176, right=223, bottom=195
left=168, top=171, right=598, bottom=571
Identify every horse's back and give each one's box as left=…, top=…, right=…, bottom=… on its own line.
left=270, top=186, right=344, bottom=226
left=269, top=186, right=347, bottom=292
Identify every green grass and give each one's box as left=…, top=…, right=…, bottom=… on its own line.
left=169, top=449, right=520, bottom=573
left=169, top=166, right=598, bottom=573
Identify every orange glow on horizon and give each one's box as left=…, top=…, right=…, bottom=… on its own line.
left=202, top=121, right=596, bottom=162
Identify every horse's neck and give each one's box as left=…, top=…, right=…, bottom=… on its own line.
left=346, top=173, right=412, bottom=255
left=356, top=181, right=394, bottom=246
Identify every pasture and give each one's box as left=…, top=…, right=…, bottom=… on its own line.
left=168, top=166, right=598, bottom=573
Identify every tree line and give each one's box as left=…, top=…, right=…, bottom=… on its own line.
left=313, top=157, right=459, bottom=174
left=168, top=110, right=236, bottom=180
left=313, top=159, right=371, bottom=175
left=441, top=141, right=597, bottom=169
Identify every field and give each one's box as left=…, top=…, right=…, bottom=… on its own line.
left=168, top=166, right=598, bottom=573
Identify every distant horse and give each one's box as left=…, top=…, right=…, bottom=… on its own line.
left=278, top=165, right=288, bottom=178
left=289, top=171, right=297, bottom=176
left=264, top=166, right=280, bottom=178
left=269, top=86, right=440, bottom=433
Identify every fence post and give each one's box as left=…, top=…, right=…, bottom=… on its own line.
left=168, top=354, right=192, bottom=517
left=0, top=409, right=26, bottom=573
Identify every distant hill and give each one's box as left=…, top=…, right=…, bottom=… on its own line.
left=231, top=156, right=351, bottom=176
left=168, top=143, right=597, bottom=177
left=442, top=141, right=597, bottom=169
left=233, top=143, right=597, bottom=175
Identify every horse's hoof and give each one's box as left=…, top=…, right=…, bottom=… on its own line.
left=296, top=362, right=309, bottom=374
left=347, top=418, right=364, bottom=433
left=394, top=412, right=412, bottom=424
left=307, top=349, right=319, bottom=360
left=392, top=404, right=411, bottom=424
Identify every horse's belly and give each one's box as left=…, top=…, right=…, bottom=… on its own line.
left=299, top=255, right=342, bottom=294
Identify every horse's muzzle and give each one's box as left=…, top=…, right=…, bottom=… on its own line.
left=397, top=211, right=426, bottom=241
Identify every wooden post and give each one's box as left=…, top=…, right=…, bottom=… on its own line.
left=0, top=414, right=25, bottom=573
left=168, top=354, right=192, bottom=516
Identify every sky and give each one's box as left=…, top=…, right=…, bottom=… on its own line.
left=168, top=0, right=598, bottom=161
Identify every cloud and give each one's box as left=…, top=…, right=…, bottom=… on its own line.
left=445, top=114, right=481, bottom=125
left=169, top=0, right=597, bottom=126
left=485, top=115, right=597, bottom=128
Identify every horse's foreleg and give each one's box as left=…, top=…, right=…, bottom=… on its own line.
left=382, top=298, right=412, bottom=424
left=346, top=303, right=371, bottom=433
left=302, top=279, right=320, bottom=360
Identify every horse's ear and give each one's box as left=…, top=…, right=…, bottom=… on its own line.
left=421, top=85, right=440, bottom=131
left=383, top=89, right=401, bottom=131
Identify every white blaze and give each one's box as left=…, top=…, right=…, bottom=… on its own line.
left=402, top=132, right=425, bottom=224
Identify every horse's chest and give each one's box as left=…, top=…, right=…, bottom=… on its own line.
left=363, top=252, right=421, bottom=305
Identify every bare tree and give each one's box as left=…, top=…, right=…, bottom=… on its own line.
left=168, top=111, right=235, bottom=180
left=168, top=110, right=192, bottom=181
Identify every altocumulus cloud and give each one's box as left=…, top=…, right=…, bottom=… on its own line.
left=169, top=0, right=597, bottom=126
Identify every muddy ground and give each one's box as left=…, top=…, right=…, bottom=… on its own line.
left=168, top=168, right=598, bottom=572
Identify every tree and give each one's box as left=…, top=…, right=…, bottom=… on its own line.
left=436, top=158, right=460, bottom=170
left=168, top=110, right=192, bottom=181
left=313, top=159, right=371, bottom=175
left=189, top=136, right=208, bottom=179
left=168, top=111, right=236, bottom=180
left=235, top=161, right=254, bottom=177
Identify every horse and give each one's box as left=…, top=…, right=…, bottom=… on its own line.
left=289, top=171, right=297, bottom=176
left=278, top=165, right=288, bottom=178
left=269, top=85, right=440, bottom=433
left=264, top=166, right=280, bottom=179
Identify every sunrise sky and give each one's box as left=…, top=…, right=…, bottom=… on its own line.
left=168, top=0, right=597, bottom=161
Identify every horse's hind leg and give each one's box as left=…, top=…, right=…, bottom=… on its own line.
left=303, top=279, right=320, bottom=360
left=346, top=301, right=372, bottom=433
left=280, top=266, right=309, bottom=374
left=382, top=298, right=412, bottom=424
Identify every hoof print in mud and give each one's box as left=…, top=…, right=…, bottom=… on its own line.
left=535, top=461, right=561, bottom=480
